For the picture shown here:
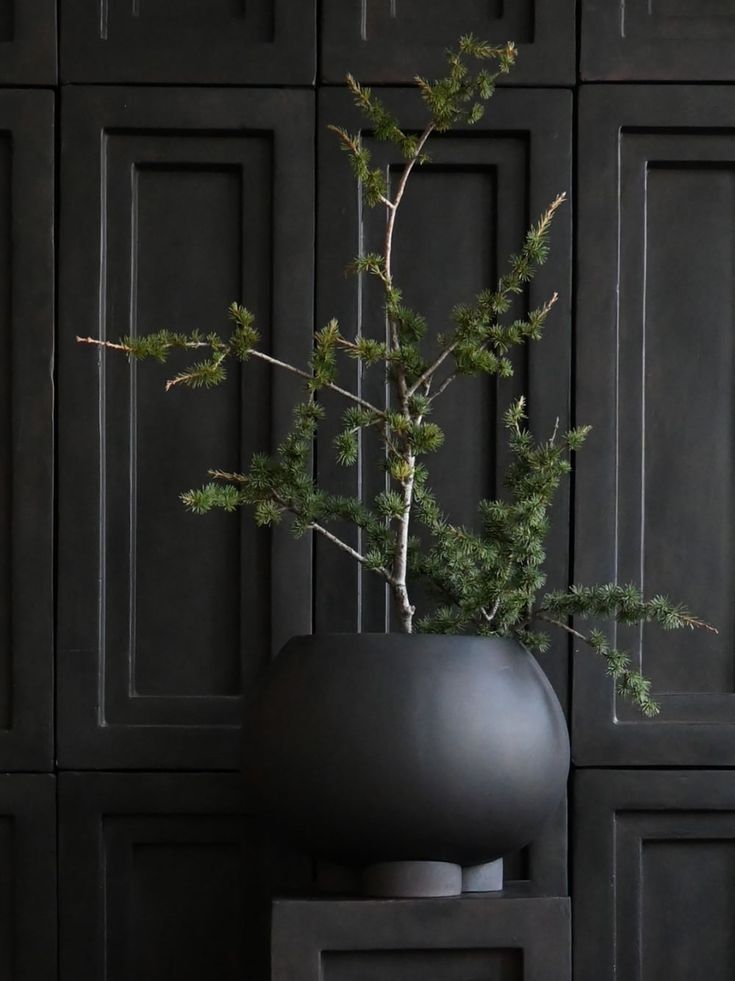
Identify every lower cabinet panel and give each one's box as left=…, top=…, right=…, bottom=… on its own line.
left=58, top=773, right=312, bottom=981
left=574, top=769, right=735, bottom=981
left=0, top=775, right=57, bottom=981
left=272, top=896, right=571, bottom=981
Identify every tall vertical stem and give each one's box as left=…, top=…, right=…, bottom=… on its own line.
left=382, top=123, right=434, bottom=633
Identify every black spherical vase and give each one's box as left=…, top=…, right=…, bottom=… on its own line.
left=245, top=633, right=569, bottom=898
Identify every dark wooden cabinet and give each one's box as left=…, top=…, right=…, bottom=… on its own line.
left=60, top=0, right=315, bottom=83
left=0, top=775, right=57, bottom=980
left=582, top=0, right=735, bottom=80
left=273, top=896, right=571, bottom=981
left=321, top=0, right=575, bottom=85
left=0, top=1, right=56, bottom=84
left=575, top=85, right=735, bottom=766
left=2, top=4, right=734, bottom=979
left=59, top=772, right=311, bottom=981
left=0, top=90, right=55, bottom=771
left=58, top=87, right=314, bottom=770
left=575, top=770, right=735, bottom=981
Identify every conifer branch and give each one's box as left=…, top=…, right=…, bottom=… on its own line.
left=208, top=469, right=393, bottom=584
left=77, top=334, right=384, bottom=416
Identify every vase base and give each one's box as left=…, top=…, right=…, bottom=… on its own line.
left=362, top=860, right=462, bottom=898
left=462, top=858, right=504, bottom=892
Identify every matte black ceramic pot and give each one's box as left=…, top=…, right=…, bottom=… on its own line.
left=245, top=633, right=569, bottom=895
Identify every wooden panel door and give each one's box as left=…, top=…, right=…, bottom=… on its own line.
left=0, top=90, right=55, bottom=771
left=58, top=87, right=314, bottom=770
left=575, top=86, right=735, bottom=765
left=60, top=0, right=315, bottom=83
left=273, top=896, right=571, bottom=981
left=321, top=0, right=575, bottom=85
left=59, top=772, right=312, bottom=981
left=316, top=87, right=573, bottom=706
left=582, top=0, right=735, bottom=80
left=575, top=770, right=735, bottom=981
left=0, top=775, right=57, bottom=980
left=0, top=1, right=56, bottom=84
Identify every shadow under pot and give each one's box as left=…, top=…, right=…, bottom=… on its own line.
left=244, top=632, right=569, bottom=898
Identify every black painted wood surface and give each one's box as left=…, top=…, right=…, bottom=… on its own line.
left=272, top=896, right=571, bottom=981
left=0, top=90, right=55, bottom=772
left=0, top=775, right=57, bottom=980
left=321, top=0, right=575, bottom=85
left=57, top=87, right=314, bottom=770
left=60, top=0, right=316, bottom=84
left=581, top=0, right=735, bottom=80
left=575, top=770, right=735, bottom=981
left=575, top=85, right=735, bottom=766
left=59, top=772, right=313, bottom=981
left=0, top=1, right=56, bottom=84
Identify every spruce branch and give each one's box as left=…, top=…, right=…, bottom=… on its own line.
left=78, top=324, right=385, bottom=415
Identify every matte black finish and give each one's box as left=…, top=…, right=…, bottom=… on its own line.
left=58, top=87, right=314, bottom=770
left=272, top=896, right=571, bottom=981
left=0, top=1, right=56, bottom=84
left=582, top=0, right=735, bottom=81
left=575, top=86, right=735, bottom=766
left=59, top=772, right=313, bottom=981
left=575, top=770, right=735, bottom=981
left=247, top=634, right=569, bottom=867
left=0, top=775, right=57, bottom=980
left=316, top=88, right=573, bottom=710
left=60, top=1, right=316, bottom=84
left=0, top=90, right=55, bottom=771
left=321, top=0, right=575, bottom=85
left=315, top=795, right=568, bottom=897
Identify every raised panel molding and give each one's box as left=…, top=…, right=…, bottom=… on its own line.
left=0, top=1, right=56, bottom=84
left=575, top=770, right=735, bottom=981
left=58, top=88, right=314, bottom=769
left=59, top=773, right=312, bottom=981
left=0, top=91, right=55, bottom=771
left=60, top=0, right=315, bottom=83
left=321, top=0, right=574, bottom=85
left=0, top=775, right=57, bottom=980
left=316, top=88, right=572, bottom=707
left=272, top=896, right=571, bottom=981
left=575, top=86, right=735, bottom=765
left=582, top=0, right=735, bottom=79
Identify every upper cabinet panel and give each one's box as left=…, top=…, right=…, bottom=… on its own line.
left=60, top=0, right=316, bottom=83
left=321, top=0, right=575, bottom=85
left=575, top=86, right=735, bottom=765
left=582, top=0, right=735, bottom=80
left=0, top=92, right=55, bottom=771
left=58, top=87, right=314, bottom=769
left=0, top=1, right=56, bottom=84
